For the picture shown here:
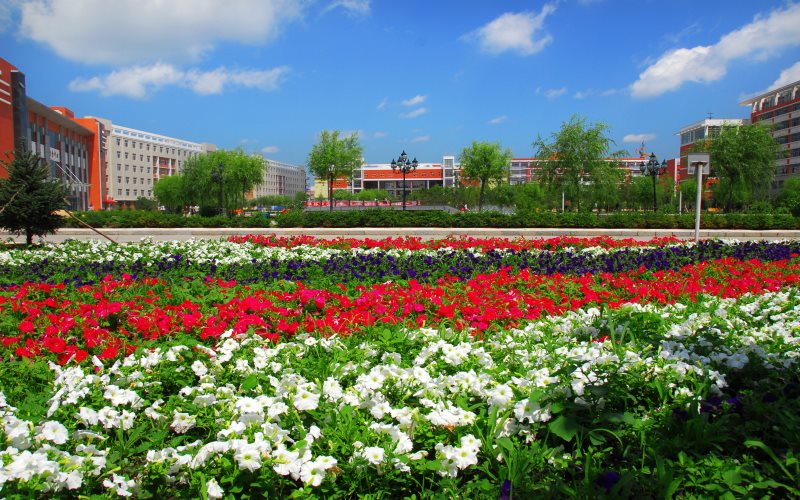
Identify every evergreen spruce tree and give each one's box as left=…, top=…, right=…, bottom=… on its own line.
left=0, top=147, right=69, bottom=245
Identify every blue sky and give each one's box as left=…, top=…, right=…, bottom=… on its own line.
left=2, top=0, right=800, bottom=167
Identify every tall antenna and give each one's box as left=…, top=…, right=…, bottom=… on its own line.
left=707, top=112, right=714, bottom=120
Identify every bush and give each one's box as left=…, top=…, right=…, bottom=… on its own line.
left=61, top=209, right=800, bottom=230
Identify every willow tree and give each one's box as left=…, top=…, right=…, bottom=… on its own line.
left=695, top=124, right=780, bottom=211
left=533, top=115, right=623, bottom=211
left=307, top=130, right=363, bottom=212
left=181, top=148, right=266, bottom=214
left=458, top=141, right=513, bottom=212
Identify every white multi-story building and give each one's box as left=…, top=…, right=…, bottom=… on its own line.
left=741, top=79, right=800, bottom=192
left=91, top=118, right=215, bottom=208
left=250, top=158, right=307, bottom=199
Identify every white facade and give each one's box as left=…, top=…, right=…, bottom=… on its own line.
left=678, top=118, right=746, bottom=149
left=250, top=158, right=307, bottom=198
left=92, top=118, right=215, bottom=206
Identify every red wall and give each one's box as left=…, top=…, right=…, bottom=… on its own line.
left=0, top=59, right=18, bottom=176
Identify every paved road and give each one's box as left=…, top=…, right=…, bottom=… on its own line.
left=3, top=227, right=800, bottom=244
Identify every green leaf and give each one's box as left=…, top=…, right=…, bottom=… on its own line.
left=722, top=469, right=742, bottom=486
left=241, top=374, right=259, bottom=391
left=549, top=415, right=578, bottom=442
left=495, top=437, right=515, bottom=454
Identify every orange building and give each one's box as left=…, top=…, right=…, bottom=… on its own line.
left=0, top=58, right=27, bottom=171
left=0, top=57, right=99, bottom=210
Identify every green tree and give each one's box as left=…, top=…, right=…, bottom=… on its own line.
left=307, top=130, right=363, bottom=212
left=182, top=148, right=266, bottom=214
left=134, top=196, right=158, bottom=211
left=776, top=177, right=800, bottom=216
left=695, top=124, right=779, bottom=211
left=458, top=141, right=513, bottom=212
left=0, top=147, right=69, bottom=245
left=679, top=178, right=698, bottom=213
left=533, top=115, right=623, bottom=211
left=153, top=174, right=187, bottom=213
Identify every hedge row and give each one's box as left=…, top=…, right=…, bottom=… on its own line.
left=61, top=209, right=800, bottom=230
left=274, top=209, right=800, bottom=230
left=63, top=211, right=272, bottom=229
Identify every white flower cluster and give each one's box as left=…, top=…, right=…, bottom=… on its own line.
left=0, top=236, right=702, bottom=271
left=0, top=289, right=798, bottom=496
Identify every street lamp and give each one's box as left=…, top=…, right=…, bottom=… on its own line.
left=327, top=163, right=336, bottom=213
left=639, top=153, right=667, bottom=212
left=390, top=150, right=418, bottom=211
left=211, top=162, right=225, bottom=216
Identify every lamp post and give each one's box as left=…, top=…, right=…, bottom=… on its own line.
left=327, top=163, right=336, bottom=213
left=211, top=162, right=225, bottom=216
left=390, top=150, right=418, bottom=211
left=639, top=153, right=667, bottom=212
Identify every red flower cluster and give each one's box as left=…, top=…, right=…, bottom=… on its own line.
left=1, top=257, right=797, bottom=364
left=229, top=234, right=683, bottom=252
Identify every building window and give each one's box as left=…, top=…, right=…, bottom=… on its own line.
left=125, top=189, right=130, bottom=196
left=118, top=189, right=122, bottom=195
left=117, top=176, right=121, bottom=183
left=125, top=152, right=129, bottom=159
left=117, top=151, right=121, bottom=158
left=124, top=140, right=128, bottom=147
left=134, top=189, right=138, bottom=196
left=116, top=138, right=120, bottom=146
left=125, top=177, right=130, bottom=183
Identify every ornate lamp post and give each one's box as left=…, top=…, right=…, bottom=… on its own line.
left=639, top=153, right=667, bottom=212
left=390, top=150, right=418, bottom=211
left=211, top=162, right=225, bottom=216
left=327, top=163, right=336, bottom=213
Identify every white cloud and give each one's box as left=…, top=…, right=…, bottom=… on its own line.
left=19, top=0, right=304, bottom=65
left=261, top=146, right=280, bottom=154
left=402, top=94, right=427, bottom=106
left=488, top=115, right=507, bottom=125
left=623, top=133, right=656, bottom=143
left=763, top=60, right=800, bottom=92
left=376, top=97, right=388, bottom=110
left=464, top=3, right=557, bottom=56
left=631, top=3, right=800, bottom=98
left=0, top=0, right=23, bottom=33
left=536, top=87, right=567, bottom=99
left=411, top=135, right=430, bottom=143
left=373, top=131, right=387, bottom=138
left=322, top=0, right=370, bottom=17
left=401, top=107, right=428, bottom=119
left=69, top=63, right=289, bottom=98
left=574, top=88, right=619, bottom=99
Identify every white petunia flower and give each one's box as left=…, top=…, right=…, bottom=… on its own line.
left=170, top=412, right=196, bottom=434
left=361, top=446, right=385, bottom=465
left=38, top=421, right=69, bottom=445
left=206, top=478, right=224, bottom=499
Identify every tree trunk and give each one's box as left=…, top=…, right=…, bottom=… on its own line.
left=26, top=227, right=33, bottom=246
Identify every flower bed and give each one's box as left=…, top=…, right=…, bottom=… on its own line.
left=0, top=237, right=798, bottom=497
